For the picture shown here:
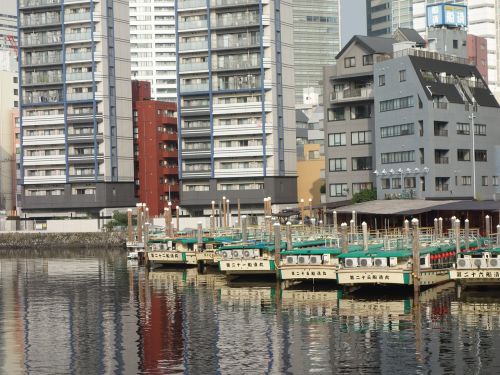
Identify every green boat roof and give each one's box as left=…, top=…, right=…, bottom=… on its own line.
left=281, top=247, right=342, bottom=256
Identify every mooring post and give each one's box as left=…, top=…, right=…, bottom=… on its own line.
left=163, top=207, right=168, bottom=236
left=349, top=219, right=355, bottom=242
left=455, top=219, right=461, bottom=254
left=300, top=199, right=305, bottom=227
left=222, top=196, right=227, bottom=228
left=486, top=215, right=491, bottom=248
left=464, top=219, right=470, bottom=252
left=333, top=210, right=338, bottom=236
left=237, top=198, right=241, bottom=228
left=286, top=221, right=292, bottom=250
left=127, top=208, right=133, bottom=242
left=362, top=222, right=368, bottom=251
left=144, top=222, right=150, bottom=267
left=308, top=198, right=313, bottom=222
left=438, top=217, right=443, bottom=239
left=341, top=222, right=348, bottom=254
left=242, top=215, right=248, bottom=243
left=167, top=201, right=173, bottom=237
left=404, top=219, right=410, bottom=247
left=137, top=203, right=143, bottom=242
left=197, top=222, right=203, bottom=249
left=274, top=223, right=281, bottom=274
left=434, top=218, right=438, bottom=241
left=226, top=199, right=231, bottom=227
left=176, top=206, right=180, bottom=233
left=496, top=224, right=500, bottom=246
left=412, top=218, right=420, bottom=296
left=322, top=206, right=327, bottom=226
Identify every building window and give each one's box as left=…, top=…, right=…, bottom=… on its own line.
left=435, top=177, right=449, bottom=192
left=350, top=104, right=371, bottom=119
left=381, top=178, right=390, bottom=189
left=308, top=150, right=320, bottom=160
left=363, top=55, right=373, bottom=66
left=475, top=124, right=486, bottom=135
left=381, top=151, right=415, bottom=164
left=461, top=176, right=472, bottom=185
left=328, top=132, right=346, bottom=146
left=330, top=183, right=347, bottom=197
left=329, top=158, right=347, bottom=172
left=352, top=182, right=373, bottom=193
left=453, top=39, right=458, bottom=49
left=399, top=70, right=406, bottom=82
left=404, top=177, right=416, bottom=188
left=344, top=57, right=355, bottom=68
left=391, top=178, right=401, bottom=189
left=352, top=157, right=372, bottom=171
left=351, top=131, right=372, bottom=145
left=482, top=176, right=488, bottom=186
left=380, top=96, right=413, bottom=112
left=457, top=123, right=487, bottom=136
left=379, top=75, right=385, bottom=86
left=475, top=150, right=487, bottom=162
left=380, top=123, right=414, bottom=138
left=493, top=176, right=499, bottom=186
left=327, top=107, right=345, bottom=121
left=457, top=149, right=470, bottom=161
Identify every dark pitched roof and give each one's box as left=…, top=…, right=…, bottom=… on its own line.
left=409, top=55, right=499, bottom=108
left=336, top=35, right=396, bottom=60
left=295, top=109, right=309, bottom=123
left=394, top=28, right=426, bottom=46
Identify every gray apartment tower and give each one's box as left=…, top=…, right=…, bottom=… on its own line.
left=176, top=0, right=297, bottom=214
left=367, top=0, right=413, bottom=37
left=18, top=0, right=135, bottom=215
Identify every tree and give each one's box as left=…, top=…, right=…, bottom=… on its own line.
left=352, top=189, right=377, bottom=203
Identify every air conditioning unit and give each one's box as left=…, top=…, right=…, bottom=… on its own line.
left=420, top=255, right=430, bottom=268
left=322, top=254, right=331, bottom=264
left=456, top=258, right=470, bottom=269
left=232, top=250, right=242, bottom=258
left=298, top=255, right=310, bottom=264
left=285, top=255, right=298, bottom=265
left=253, top=249, right=261, bottom=258
left=242, top=249, right=252, bottom=258
left=389, top=257, right=398, bottom=267
left=471, top=258, right=488, bottom=268
left=309, top=255, right=321, bottom=265
left=344, top=258, right=358, bottom=268
left=359, top=258, right=373, bottom=267
left=374, top=257, right=387, bottom=267
left=222, top=250, right=232, bottom=259
left=489, top=258, right=500, bottom=268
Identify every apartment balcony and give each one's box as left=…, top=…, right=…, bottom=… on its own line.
left=19, top=0, right=60, bottom=9
left=180, top=83, right=209, bottom=93
left=211, top=0, right=260, bottom=8
left=64, top=0, right=96, bottom=3
left=214, top=167, right=262, bottom=178
left=23, top=93, right=62, bottom=105
left=213, top=123, right=271, bottom=136
left=23, top=134, right=65, bottom=146
left=68, top=174, right=104, bottom=182
left=182, top=170, right=211, bottom=179
left=64, top=12, right=91, bottom=23
left=22, top=114, right=65, bottom=126
left=66, top=52, right=93, bottom=62
left=434, top=129, right=448, bottom=137
left=213, top=145, right=266, bottom=158
left=24, top=175, right=66, bottom=185
left=162, top=183, right=180, bottom=193
left=160, top=150, right=178, bottom=158
left=66, top=92, right=98, bottom=101
left=213, top=17, right=260, bottom=29
left=68, top=153, right=104, bottom=162
left=24, top=76, right=63, bottom=86
left=23, top=54, right=63, bottom=67
left=66, top=72, right=94, bottom=82
left=21, top=16, right=61, bottom=29
left=435, top=157, right=449, bottom=164
left=435, top=184, right=449, bottom=192
left=178, top=20, right=208, bottom=32
left=65, top=31, right=92, bottom=43
left=433, top=102, right=448, bottom=110
left=177, top=0, right=206, bottom=10
left=330, top=87, right=373, bottom=103
left=179, top=40, right=208, bottom=52
left=67, top=133, right=104, bottom=143
left=160, top=166, right=179, bottom=175
left=23, top=155, right=66, bottom=166
left=22, top=34, right=62, bottom=47
left=214, top=38, right=260, bottom=51
left=158, top=132, right=178, bottom=142
left=215, top=60, right=260, bottom=72
left=212, top=100, right=270, bottom=115
left=179, top=62, right=209, bottom=73
left=182, top=147, right=211, bottom=159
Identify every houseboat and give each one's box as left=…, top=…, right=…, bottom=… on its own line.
left=449, top=242, right=500, bottom=287
left=336, top=244, right=454, bottom=288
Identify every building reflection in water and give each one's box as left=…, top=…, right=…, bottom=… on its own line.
left=1, top=251, right=500, bottom=374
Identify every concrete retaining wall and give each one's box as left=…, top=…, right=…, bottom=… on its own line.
left=0, top=232, right=126, bottom=249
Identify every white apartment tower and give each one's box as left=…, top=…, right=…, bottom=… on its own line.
left=413, top=0, right=500, bottom=95
left=175, top=0, right=297, bottom=213
left=18, top=0, right=135, bottom=215
left=129, top=0, right=177, bottom=102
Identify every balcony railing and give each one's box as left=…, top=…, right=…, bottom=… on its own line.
left=20, top=0, right=60, bottom=8
left=22, top=16, right=61, bottom=27
left=216, top=60, right=259, bottom=71
left=66, top=72, right=93, bottom=81
left=22, top=34, right=62, bottom=46
left=215, top=17, right=259, bottom=28
left=177, top=0, right=206, bottom=9
left=66, top=92, right=94, bottom=101
left=179, top=40, right=208, bottom=51
left=66, top=52, right=92, bottom=61
left=433, top=102, right=448, bottom=109
left=217, top=80, right=261, bottom=91
left=179, top=62, right=209, bottom=72
left=330, top=87, right=373, bottom=102
left=24, top=54, right=63, bottom=66
left=435, top=156, right=449, bottom=164
left=24, top=75, right=63, bottom=85
left=212, top=0, right=259, bottom=7
left=392, top=48, right=472, bottom=66
left=65, top=31, right=92, bottom=42
left=216, top=38, right=259, bottom=49
left=178, top=19, right=207, bottom=31
left=180, top=83, right=209, bottom=93
left=64, top=12, right=91, bottom=22
left=434, top=129, right=448, bottom=136
left=436, top=184, right=449, bottom=192
left=23, top=93, right=62, bottom=104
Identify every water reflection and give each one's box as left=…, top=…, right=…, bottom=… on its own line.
left=1, top=250, right=500, bottom=374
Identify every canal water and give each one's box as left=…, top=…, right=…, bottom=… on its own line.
left=1, top=249, right=500, bottom=374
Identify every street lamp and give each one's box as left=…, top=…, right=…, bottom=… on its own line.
left=469, top=96, right=477, bottom=200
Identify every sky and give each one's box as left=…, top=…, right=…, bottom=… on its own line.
left=340, top=0, right=367, bottom=47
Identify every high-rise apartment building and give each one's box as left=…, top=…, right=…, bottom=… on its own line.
left=293, top=0, right=341, bottom=104
left=175, top=0, right=297, bottom=214
left=367, top=0, right=413, bottom=37
left=129, top=0, right=177, bottom=102
left=18, top=0, right=135, bottom=215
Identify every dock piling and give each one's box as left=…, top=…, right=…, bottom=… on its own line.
left=341, top=223, right=348, bottom=254
left=197, top=222, right=203, bottom=248
left=464, top=219, right=470, bottom=252
left=137, top=203, right=143, bottom=242
left=497, top=225, right=500, bottom=246
left=438, top=217, right=443, bottom=238
left=433, top=218, right=438, bottom=241
left=455, top=219, right=461, bottom=254
left=176, top=206, right=180, bottom=233
left=362, top=222, right=368, bottom=251
left=486, top=215, right=491, bottom=247
left=411, top=218, right=420, bottom=295
left=333, top=210, right=338, bottom=235
left=242, top=215, right=248, bottom=243
left=127, top=208, right=133, bottom=242
left=286, top=221, right=292, bottom=250
left=274, top=223, right=281, bottom=271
